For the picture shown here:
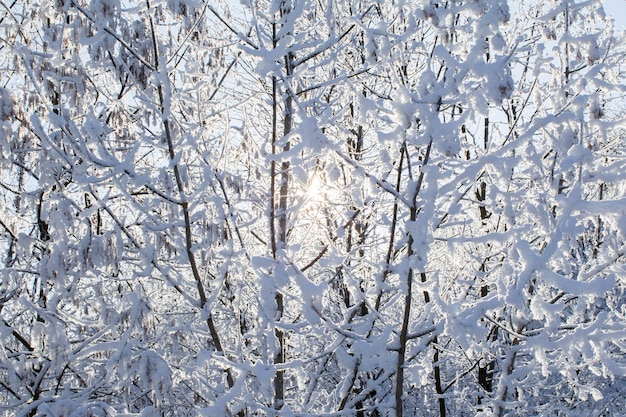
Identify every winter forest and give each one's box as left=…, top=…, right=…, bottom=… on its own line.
left=2, top=0, right=626, bottom=415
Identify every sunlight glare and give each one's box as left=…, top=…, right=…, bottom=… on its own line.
left=306, top=175, right=324, bottom=203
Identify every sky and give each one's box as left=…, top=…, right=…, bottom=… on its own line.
left=605, top=0, right=626, bottom=28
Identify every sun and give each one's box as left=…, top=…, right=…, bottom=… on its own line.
left=305, top=175, right=324, bottom=202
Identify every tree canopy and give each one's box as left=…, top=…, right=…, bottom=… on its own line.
left=1, top=0, right=625, bottom=416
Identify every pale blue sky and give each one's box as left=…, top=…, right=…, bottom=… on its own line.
left=605, top=0, right=626, bottom=28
